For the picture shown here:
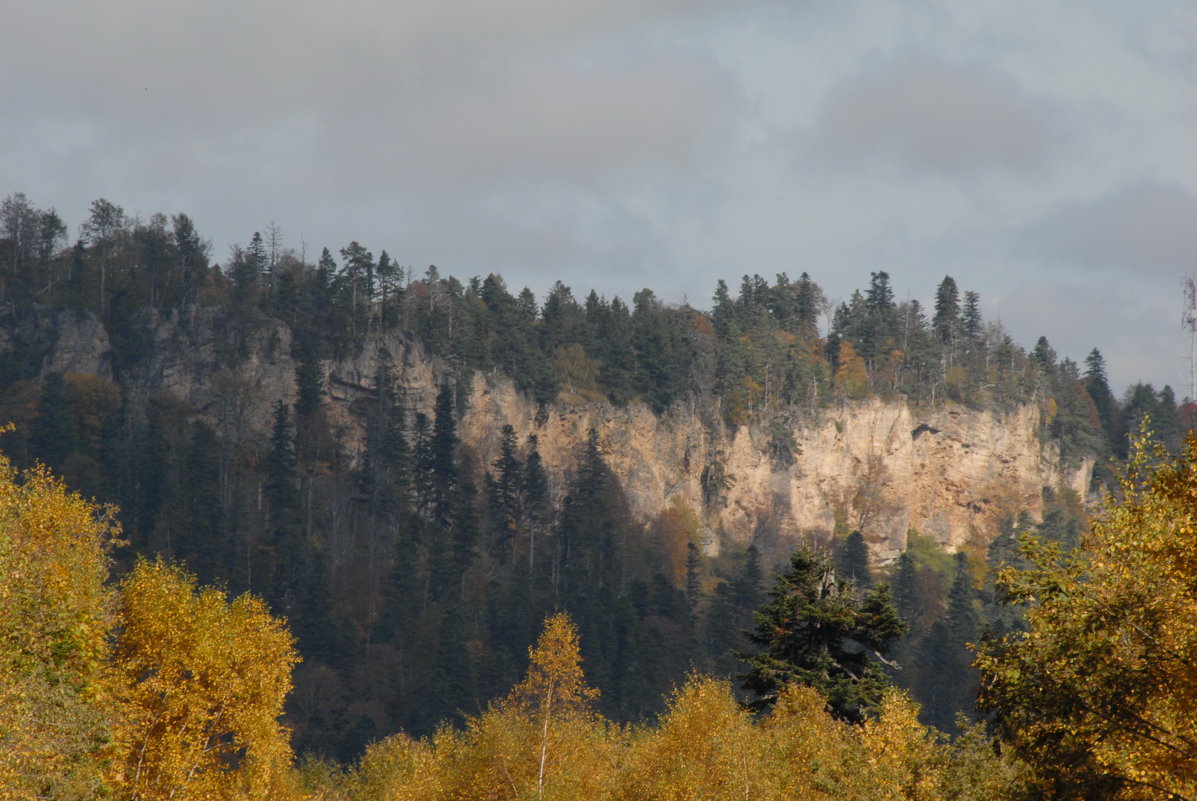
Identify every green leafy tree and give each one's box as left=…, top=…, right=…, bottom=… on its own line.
left=740, top=548, right=905, bottom=722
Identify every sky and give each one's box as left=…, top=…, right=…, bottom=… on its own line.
left=5, top=0, right=1197, bottom=395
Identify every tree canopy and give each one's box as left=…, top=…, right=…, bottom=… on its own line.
left=739, top=548, right=906, bottom=722
left=977, top=429, right=1197, bottom=800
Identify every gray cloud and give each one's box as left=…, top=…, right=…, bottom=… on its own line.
left=1019, top=181, right=1197, bottom=276
left=2, top=0, right=1194, bottom=397
left=809, top=55, right=1052, bottom=174
left=994, top=277, right=1181, bottom=394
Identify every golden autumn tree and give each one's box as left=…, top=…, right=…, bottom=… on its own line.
left=421, top=612, right=612, bottom=801
left=0, top=455, right=122, bottom=800
left=615, top=676, right=762, bottom=801
left=113, top=559, right=301, bottom=800
left=977, top=430, right=1197, bottom=800
left=508, top=612, right=600, bottom=793
left=833, top=341, right=870, bottom=400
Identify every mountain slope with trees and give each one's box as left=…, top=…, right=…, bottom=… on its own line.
left=0, top=193, right=1189, bottom=759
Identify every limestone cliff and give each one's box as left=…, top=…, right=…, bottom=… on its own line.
left=322, top=334, right=1093, bottom=563
left=11, top=311, right=1092, bottom=562
left=456, top=375, right=1090, bottom=561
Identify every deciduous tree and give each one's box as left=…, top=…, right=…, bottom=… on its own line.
left=0, top=455, right=121, bottom=800
left=977, top=430, right=1197, bottom=799
left=114, top=559, right=300, bottom=800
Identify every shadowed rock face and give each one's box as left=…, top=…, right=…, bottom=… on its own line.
left=15, top=312, right=1093, bottom=565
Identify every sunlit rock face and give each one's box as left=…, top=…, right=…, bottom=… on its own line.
left=15, top=315, right=1090, bottom=566
left=323, top=336, right=1089, bottom=565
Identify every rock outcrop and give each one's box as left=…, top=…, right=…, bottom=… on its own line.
left=321, top=335, right=1091, bottom=563
left=456, top=375, right=1089, bottom=562
left=4, top=313, right=1092, bottom=563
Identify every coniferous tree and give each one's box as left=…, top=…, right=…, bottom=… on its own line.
left=179, top=421, right=226, bottom=586
left=264, top=401, right=303, bottom=614
left=1083, top=348, right=1116, bottom=448
left=739, top=548, right=905, bottom=721
left=1031, top=336, right=1057, bottom=375
left=916, top=552, right=980, bottom=732
left=933, top=275, right=961, bottom=349
left=859, top=270, right=898, bottom=368
left=33, top=373, right=78, bottom=473
left=837, top=530, right=873, bottom=588
left=631, top=289, right=688, bottom=412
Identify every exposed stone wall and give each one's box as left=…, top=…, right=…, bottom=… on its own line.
left=4, top=313, right=1093, bottom=563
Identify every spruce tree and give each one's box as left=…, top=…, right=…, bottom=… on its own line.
left=837, top=530, right=873, bottom=588
left=739, top=548, right=905, bottom=721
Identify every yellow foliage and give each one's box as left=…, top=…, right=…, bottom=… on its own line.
left=505, top=612, right=602, bottom=798
left=114, top=559, right=302, bottom=800
left=353, top=732, right=443, bottom=801
left=834, top=342, right=871, bottom=400
left=756, top=683, right=856, bottom=800
left=616, top=676, right=759, bottom=801
left=0, top=455, right=121, bottom=800
left=336, top=617, right=1022, bottom=801
left=855, top=690, right=940, bottom=801
left=369, top=613, right=615, bottom=801
left=978, top=430, right=1197, bottom=799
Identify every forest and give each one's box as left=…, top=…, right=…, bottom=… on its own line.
left=3, top=193, right=1197, bottom=799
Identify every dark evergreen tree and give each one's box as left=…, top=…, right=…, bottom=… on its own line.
left=1156, top=384, right=1181, bottom=453
left=961, top=290, right=983, bottom=343
left=540, top=280, right=584, bottom=355
left=792, top=271, right=825, bottom=341
left=915, top=552, right=980, bottom=732
left=264, top=400, right=304, bottom=614
left=265, top=400, right=301, bottom=524
left=733, top=543, right=764, bottom=614
left=932, top=275, right=961, bottom=348
left=337, top=240, right=375, bottom=338
left=711, top=279, right=736, bottom=340
left=859, top=270, right=898, bottom=366
left=489, top=424, right=523, bottom=566
left=522, top=434, right=550, bottom=573
left=179, top=421, right=226, bottom=586
left=685, top=542, right=702, bottom=611
left=1083, top=348, right=1117, bottom=451
left=1031, top=335, right=1057, bottom=375
left=630, top=289, right=688, bottom=412
left=890, top=551, right=919, bottom=625
left=837, top=530, right=873, bottom=588
left=33, top=373, right=78, bottom=472
left=426, top=382, right=459, bottom=528
left=739, top=548, right=905, bottom=721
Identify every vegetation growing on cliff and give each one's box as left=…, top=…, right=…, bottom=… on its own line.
left=0, top=194, right=1189, bottom=764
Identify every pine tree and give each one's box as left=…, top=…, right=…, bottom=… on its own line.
left=1083, top=348, right=1117, bottom=454
left=263, top=401, right=303, bottom=614
left=916, top=552, right=979, bottom=732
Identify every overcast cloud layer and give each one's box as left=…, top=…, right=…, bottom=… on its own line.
left=5, top=0, right=1197, bottom=394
